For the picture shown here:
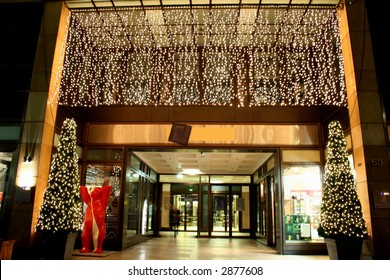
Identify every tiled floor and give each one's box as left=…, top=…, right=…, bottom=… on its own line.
left=70, top=232, right=329, bottom=260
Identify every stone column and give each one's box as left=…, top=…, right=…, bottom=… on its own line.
left=340, top=1, right=390, bottom=259
left=10, top=1, right=69, bottom=248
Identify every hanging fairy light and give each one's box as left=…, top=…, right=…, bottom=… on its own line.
left=52, top=5, right=347, bottom=108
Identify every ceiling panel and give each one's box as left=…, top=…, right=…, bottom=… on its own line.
left=133, top=151, right=273, bottom=175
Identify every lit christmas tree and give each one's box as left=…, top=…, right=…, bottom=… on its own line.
left=36, top=118, right=83, bottom=233
left=318, top=120, right=368, bottom=240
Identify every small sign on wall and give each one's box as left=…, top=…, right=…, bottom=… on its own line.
left=168, top=123, right=192, bottom=145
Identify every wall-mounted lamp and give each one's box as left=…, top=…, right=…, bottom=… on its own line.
left=23, top=125, right=38, bottom=162
left=23, top=155, right=32, bottom=162
left=16, top=161, right=37, bottom=189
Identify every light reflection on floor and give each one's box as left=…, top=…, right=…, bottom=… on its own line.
left=70, top=232, right=329, bottom=260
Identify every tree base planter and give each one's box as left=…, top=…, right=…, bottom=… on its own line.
left=325, top=238, right=363, bottom=260
left=0, top=239, right=15, bottom=260
left=42, top=231, right=78, bottom=260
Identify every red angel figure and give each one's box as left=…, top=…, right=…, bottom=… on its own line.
left=79, top=180, right=111, bottom=254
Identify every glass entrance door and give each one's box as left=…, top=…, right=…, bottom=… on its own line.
left=255, top=174, right=275, bottom=245
left=212, top=194, right=229, bottom=233
left=170, top=184, right=199, bottom=233
left=198, top=184, right=251, bottom=238
left=210, top=185, right=249, bottom=237
left=176, top=194, right=198, bottom=232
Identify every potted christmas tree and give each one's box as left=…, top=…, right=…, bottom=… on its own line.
left=318, top=120, right=368, bottom=260
left=36, top=118, right=83, bottom=259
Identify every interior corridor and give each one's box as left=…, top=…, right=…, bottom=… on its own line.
left=70, top=232, right=329, bottom=260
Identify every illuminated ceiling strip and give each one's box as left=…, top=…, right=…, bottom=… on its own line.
left=53, top=5, right=346, bottom=107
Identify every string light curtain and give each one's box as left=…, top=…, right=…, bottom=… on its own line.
left=55, top=5, right=347, bottom=107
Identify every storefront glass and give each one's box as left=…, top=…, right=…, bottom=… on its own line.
left=125, top=170, right=139, bottom=237
left=84, top=164, right=122, bottom=243
left=283, top=165, right=322, bottom=242
left=0, top=152, right=14, bottom=232
left=122, top=152, right=157, bottom=248
left=171, top=184, right=198, bottom=232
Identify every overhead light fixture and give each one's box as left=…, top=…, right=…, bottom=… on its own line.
left=181, top=169, right=203, bottom=175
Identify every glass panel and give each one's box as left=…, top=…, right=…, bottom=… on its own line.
left=159, top=174, right=200, bottom=183
left=232, top=194, right=240, bottom=232
left=126, top=170, right=139, bottom=237
left=210, top=175, right=251, bottom=184
left=0, top=126, right=20, bottom=140
left=212, top=185, right=228, bottom=192
left=213, top=194, right=228, bottom=232
left=125, top=152, right=155, bottom=239
left=186, top=195, right=198, bottom=231
left=240, top=186, right=250, bottom=233
left=211, top=185, right=229, bottom=237
left=87, top=148, right=123, bottom=161
left=283, top=165, right=322, bottom=242
left=171, top=184, right=199, bottom=232
left=201, top=175, right=209, bottom=183
left=259, top=180, right=266, bottom=236
left=201, top=193, right=208, bottom=230
left=130, top=155, right=141, bottom=170
left=0, top=152, right=13, bottom=211
left=232, top=186, right=250, bottom=238
left=150, top=169, right=158, bottom=182
left=147, top=182, right=155, bottom=232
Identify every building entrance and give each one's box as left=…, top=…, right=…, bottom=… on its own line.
left=171, top=184, right=199, bottom=232
left=172, top=194, right=198, bottom=232
left=198, top=185, right=250, bottom=238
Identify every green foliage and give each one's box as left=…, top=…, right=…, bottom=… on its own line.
left=318, top=120, right=368, bottom=240
left=36, top=118, right=83, bottom=233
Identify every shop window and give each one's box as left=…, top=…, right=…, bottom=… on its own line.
left=283, top=165, right=322, bottom=242
left=125, top=170, right=139, bottom=237
left=84, top=164, right=122, bottom=242
left=0, top=152, right=13, bottom=211
left=86, top=148, right=123, bottom=161
left=124, top=152, right=156, bottom=243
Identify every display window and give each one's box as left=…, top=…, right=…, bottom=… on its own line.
left=0, top=152, right=13, bottom=212
left=84, top=164, right=122, bottom=242
left=282, top=165, right=322, bottom=242
left=123, top=151, right=157, bottom=247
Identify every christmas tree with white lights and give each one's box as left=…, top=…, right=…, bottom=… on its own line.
left=318, top=120, right=368, bottom=240
left=36, top=118, right=83, bottom=233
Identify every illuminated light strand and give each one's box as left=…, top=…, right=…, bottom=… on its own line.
left=51, top=6, right=347, bottom=107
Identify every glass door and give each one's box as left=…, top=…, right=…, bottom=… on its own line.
left=175, top=194, right=198, bottom=232
left=171, top=184, right=199, bottom=233
left=211, top=185, right=229, bottom=237
left=198, top=184, right=251, bottom=238
left=211, top=185, right=248, bottom=237
left=212, top=194, right=229, bottom=234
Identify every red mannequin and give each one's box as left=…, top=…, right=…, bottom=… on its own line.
left=79, top=180, right=111, bottom=254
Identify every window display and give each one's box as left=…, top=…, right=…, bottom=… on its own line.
left=0, top=152, right=13, bottom=211
left=283, top=165, right=322, bottom=241
left=84, top=164, right=122, bottom=241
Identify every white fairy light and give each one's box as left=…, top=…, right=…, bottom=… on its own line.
left=53, top=5, right=347, bottom=108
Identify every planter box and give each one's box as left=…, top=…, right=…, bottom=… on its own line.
left=325, top=238, right=363, bottom=260
left=0, top=240, right=15, bottom=260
